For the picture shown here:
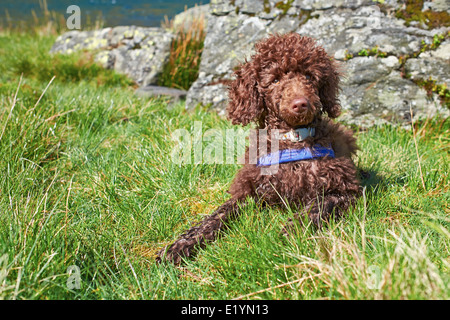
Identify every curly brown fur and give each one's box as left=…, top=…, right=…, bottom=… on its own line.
left=157, top=33, right=361, bottom=265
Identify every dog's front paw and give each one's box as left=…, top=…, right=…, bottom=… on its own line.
left=156, top=238, right=196, bottom=265
left=306, top=204, right=322, bottom=228
left=281, top=204, right=323, bottom=236
left=281, top=212, right=308, bottom=236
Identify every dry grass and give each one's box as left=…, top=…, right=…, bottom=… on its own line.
left=158, top=7, right=206, bottom=90
left=281, top=222, right=449, bottom=299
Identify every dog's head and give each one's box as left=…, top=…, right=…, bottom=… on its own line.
left=227, top=33, right=341, bottom=129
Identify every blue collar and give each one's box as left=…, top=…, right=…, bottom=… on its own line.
left=257, top=144, right=335, bottom=166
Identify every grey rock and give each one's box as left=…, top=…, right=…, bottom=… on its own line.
left=299, top=0, right=371, bottom=10
left=340, top=69, right=444, bottom=126
left=405, top=40, right=450, bottom=85
left=135, top=85, right=187, bottom=100
left=342, top=56, right=399, bottom=86
left=210, top=0, right=236, bottom=16
left=296, top=5, right=437, bottom=58
left=50, top=28, right=112, bottom=53
left=51, top=26, right=174, bottom=86
left=237, top=0, right=265, bottom=15
left=173, top=4, right=210, bottom=32
left=422, top=0, right=450, bottom=13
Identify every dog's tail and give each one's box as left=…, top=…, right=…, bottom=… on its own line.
left=156, top=198, right=242, bottom=265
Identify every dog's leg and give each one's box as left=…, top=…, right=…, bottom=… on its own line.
left=156, top=198, right=243, bottom=265
left=282, top=193, right=359, bottom=234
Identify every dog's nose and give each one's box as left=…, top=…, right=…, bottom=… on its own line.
left=291, top=98, right=310, bottom=112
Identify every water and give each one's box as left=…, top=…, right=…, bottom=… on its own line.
left=0, top=0, right=209, bottom=27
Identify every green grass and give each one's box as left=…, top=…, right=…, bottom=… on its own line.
left=0, top=32, right=449, bottom=300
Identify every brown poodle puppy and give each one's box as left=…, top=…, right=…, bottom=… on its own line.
left=157, top=33, right=361, bottom=265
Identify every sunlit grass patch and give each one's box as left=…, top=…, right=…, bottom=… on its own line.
left=0, top=27, right=448, bottom=300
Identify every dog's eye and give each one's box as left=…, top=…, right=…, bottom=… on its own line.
left=273, top=79, right=279, bottom=84
left=305, top=74, right=311, bottom=80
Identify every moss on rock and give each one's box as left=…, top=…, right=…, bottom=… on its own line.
left=394, top=0, right=450, bottom=29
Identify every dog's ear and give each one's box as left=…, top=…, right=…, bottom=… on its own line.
left=319, top=61, right=342, bottom=119
left=227, top=61, right=265, bottom=126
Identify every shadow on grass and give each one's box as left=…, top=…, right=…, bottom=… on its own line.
left=358, top=168, right=382, bottom=190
